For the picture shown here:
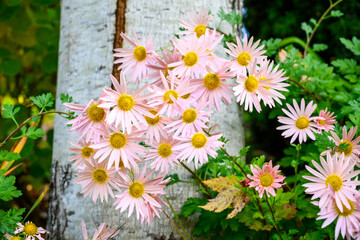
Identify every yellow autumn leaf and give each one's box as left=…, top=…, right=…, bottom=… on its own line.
left=200, top=175, right=250, bottom=219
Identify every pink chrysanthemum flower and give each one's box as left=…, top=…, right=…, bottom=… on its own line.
left=164, top=102, right=211, bottom=137
left=225, top=34, right=266, bottom=76
left=322, top=126, right=360, bottom=165
left=68, top=140, right=95, bottom=169
left=317, top=198, right=360, bottom=240
left=303, top=153, right=360, bottom=213
left=4, top=233, right=20, bottom=240
left=145, top=136, right=181, bottom=173
left=169, top=35, right=212, bottom=78
left=64, top=99, right=107, bottom=143
left=149, top=71, right=194, bottom=118
left=247, top=160, right=285, bottom=198
left=173, top=131, right=223, bottom=168
left=233, top=61, right=281, bottom=112
left=277, top=98, right=318, bottom=143
left=191, top=63, right=235, bottom=112
left=140, top=194, right=168, bottom=224
left=99, top=73, right=153, bottom=133
left=14, top=221, right=48, bottom=240
left=256, top=59, right=289, bottom=108
left=179, top=8, right=212, bottom=38
left=147, top=49, right=182, bottom=86
left=74, top=157, right=121, bottom=203
left=114, top=166, right=167, bottom=221
left=90, top=126, right=146, bottom=170
left=113, top=29, right=157, bottom=83
left=81, top=220, right=120, bottom=240
left=141, top=107, right=172, bottom=143
left=314, top=108, right=337, bottom=133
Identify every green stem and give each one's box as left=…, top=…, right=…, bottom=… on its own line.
left=155, top=44, right=172, bottom=52
left=165, top=195, right=193, bottom=240
left=178, top=161, right=211, bottom=195
left=163, top=211, right=187, bottom=240
left=304, top=0, right=343, bottom=56
left=265, top=195, right=283, bottom=240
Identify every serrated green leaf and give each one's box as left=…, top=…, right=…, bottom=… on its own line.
left=329, top=10, right=344, bottom=18
left=60, top=93, right=73, bottom=104
left=1, top=104, right=20, bottom=119
left=21, top=126, right=45, bottom=139
left=340, top=37, right=360, bottom=56
left=179, top=197, right=207, bottom=217
left=0, top=150, right=20, bottom=162
left=0, top=208, right=25, bottom=234
left=29, top=93, right=54, bottom=110
left=312, top=43, right=328, bottom=52
left=301, top=22, right=312, bottom=37
left=331, top=58, right=357, bottom=75
left=0, top=175, right=22, bottom=201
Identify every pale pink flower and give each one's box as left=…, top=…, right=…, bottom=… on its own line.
left=140, top=195, right=168, bottom=225
left=147, top=49, right=182, bottom=86
left=314, top=108, right=337, bottom=133
left=173, top=132, right=223, bottom=168
left=179, top=8, right=213, bottom=38
left=169, top=35, right=212, bottom=78
left=74, top=157, right=121, bottom=203
left=303, top=153, right=360, bottom=213
left=64, top=99, right=108, bottom=143
left=90, top=126, right=146, bottom=170
left=277, top=98, right=318, bottom=143
left=114, top=29, right=157, bottom=83
left=148, top=71, right=194, bottom=118
left=14, top=222, right=48, bottom=240
left=145, top=136, right=181, bottom=173
left=4, top=233, right=20, bottom=240
left=81, top=220, right=120, bottom=240
left=164, top=102, right=211, bottom=137
left=225, top=34, right=266, bottom=76
left=99, top=73, right=153, bottom=133
left=191, top=63, right=235, bottom=112
left=233, top=61, right=282, bottom=112
left=141, top=107, right=172, bottom=143
left=317, top=198, right=360, bottom=240
left=68, top=140, right=95, bottom=169
left=322, top=126, right=360, bottom=165
left=201, top=29, right=223, bottom=56
left=114, top=166, right=167, bottom=221
left=247, top=160, right=285, bottom=198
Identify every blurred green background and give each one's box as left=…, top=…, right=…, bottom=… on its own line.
left=0, top=0, right=359, bottom=230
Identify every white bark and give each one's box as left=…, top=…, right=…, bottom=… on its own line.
left=48, top=0, right=244, bottom=239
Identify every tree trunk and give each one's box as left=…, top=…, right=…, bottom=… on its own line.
left=47, top=0, right=244, bottom=239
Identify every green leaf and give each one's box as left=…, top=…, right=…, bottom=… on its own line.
left=312, top=43, right=328, bottom=52
left=60, top=93, right=73, bottom=104
left=0, top=150, right=20, bottom=162
left=164, top=173, right=180, bottom=186
left=1, top=104, right=20, bottom=119
left=301, top=22, right=312, bottom=38
left=24, top=186, right=48, bottom=221
left=339, top=37, right=360, bottom=56
left=329, top=10, right=344, bottom=18
left=0, top=208, right=25, bottom=234
left=0, top=175, right=22, bottom=201
left=179, top=197, right=207, bottom=217
left=0, top=58, right=21, bottom=76
left=20, top=126, right=45, bottom=139
left=30, top=93, right=54, bottom=110
left=331, top=59, right=357, bottom=75
left=262, top=38, right=282, bottom=56
left=217, top=8, right=242, bottom=26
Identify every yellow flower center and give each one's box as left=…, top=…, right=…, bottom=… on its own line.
left=194, top=24, right=206, bottom=38
left=183, top=52, right=198, bottom=67
left=144, top=109, right=160, bottom=125
left=182, top=109, right=197, bottom=123
left=295, top=117, right=309, bottom=129
left=334, top=200, right=355, bottom=216
left=164, top=66, right=175, bottom=77
left=244, top=75, right=259, bottom=92
left=259, top=173, right=274, bottom=188
left=158, top=143, right=172, bottom=158
left=117, top=94, right=134, bottom=111
left=181, top=93, right=191, bottom=99
left=129, top=181, right=144, bottom=198
left=237, top=52, right=251, bottom=66
left=163, top=90, right=179, bottom=104
left=87, top=104, right=105, bottom=122
left=318, top=119, right=325, bottom=125
left=338, top=141, right=353, bottom=156
left=325, top=174, right=342, bottom=192
left=92, top=169, right=108, bottom=183
left=23, top=222, right=38, bottom=236
left=133, top=46, right=147, bottom=61
left=81, top=146, right=94, bottom=158
left=203, top=73, right=221, bottom=90
left=10, top=237, right=21, bottom=240
left=109, top=133, right=127, bottom=149
left=191, top=133, right=207, bottom=148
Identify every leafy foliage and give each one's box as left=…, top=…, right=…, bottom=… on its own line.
left=30, top=93, right=55, bottom=110
left=0, top=150, right=20, bottom=162
left=1, top=104, right=20, bottom=119
left=0, top=174, right=22, bottom=201
left=0, top=208, right=25, bottom=234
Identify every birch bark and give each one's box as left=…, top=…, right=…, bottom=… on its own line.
left=47, top=1, right=244, bottom=239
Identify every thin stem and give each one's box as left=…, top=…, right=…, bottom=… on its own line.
left=11, top=117, right=19, bottom=127
left=288, top=78, right=321, bottom=102
left=178, top=161, right=211, bottom=195
left=265, top=195, right=283, bottom=240
left=304, top=0, right=343, bottom=56
left=0, top=110, right=75, bottom=149
left=155, top=44, right=172, bottom=52
left=163, top=211, right=187, bottom=240
left=165, top=195, right=193, bottom=240
left=220, top=146, right=247, bottom=177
